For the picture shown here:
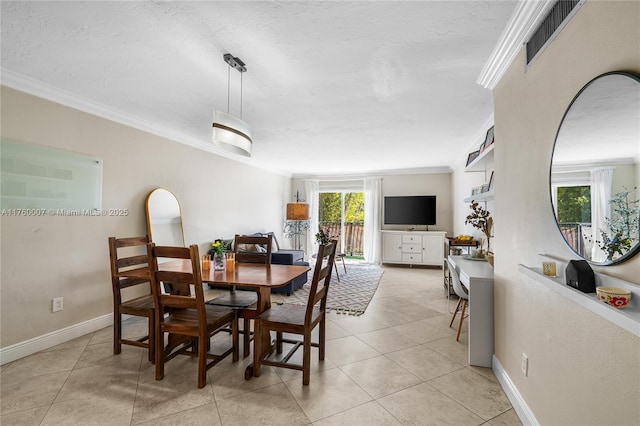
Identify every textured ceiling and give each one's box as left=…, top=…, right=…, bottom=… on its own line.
left=1, top=1, right=517, bottom=177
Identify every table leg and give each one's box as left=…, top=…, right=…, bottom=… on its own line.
left=246, top=287, right=273, bottom=379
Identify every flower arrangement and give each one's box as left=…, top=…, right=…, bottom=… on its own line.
left=209, top=240, right=230, bottom=257
left=465, top=201, right=493, bottom=253
left=315, top=228, right=336, bottom=245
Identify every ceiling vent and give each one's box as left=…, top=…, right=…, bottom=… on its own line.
left=526, top=0, right=582, bottom=65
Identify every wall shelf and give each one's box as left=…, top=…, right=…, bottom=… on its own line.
left=519, top=264, right=640, bottom=337
left=465, top=144, right=494, bottom=172
left=464, top=190, right=494, bottom=203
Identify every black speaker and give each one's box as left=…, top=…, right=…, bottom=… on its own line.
left=565, top=260, right=595, bottom=293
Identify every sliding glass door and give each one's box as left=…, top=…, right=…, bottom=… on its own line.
left=318, top=191, right=364, bottom=259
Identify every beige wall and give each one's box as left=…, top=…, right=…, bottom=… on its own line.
left=0, top=87, right=290, bottom=348
left=490, top=2, right=639, bottom=424
left=381, top=173, right=453, bottom=234
left=293, top=173, right=453, bottom=235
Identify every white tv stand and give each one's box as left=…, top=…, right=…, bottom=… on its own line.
left=381, top=230, right=446, bottom=267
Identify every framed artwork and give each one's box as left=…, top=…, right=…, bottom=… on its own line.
left=471, top=186, right=482, bottom=196
left=483, top=126, right=495, bottom=149
left=488, top=171, right=494, bottom=191
left=481, top=184, right=490, bottom=193
left=466, top=150, right=480, bottom=166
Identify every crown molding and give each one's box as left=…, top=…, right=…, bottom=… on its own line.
left=477, top=0, right=557, bottom=90
left=0, top=68, right=296, bottom=176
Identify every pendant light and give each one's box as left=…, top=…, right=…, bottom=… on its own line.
left=212, top=53, right=252, bottom=156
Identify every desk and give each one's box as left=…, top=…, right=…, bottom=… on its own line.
left=158, top=260, right=310, bottom=377
left=448, top=255, right=494, bottom=367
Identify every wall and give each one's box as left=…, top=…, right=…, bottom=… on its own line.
left=294, top=173, right=453, bottom=234
left=491, top=2, right=639, bottom=424
left=0, top=87, right=290, bottom=349
left=380, top=173, right=453, bottom=234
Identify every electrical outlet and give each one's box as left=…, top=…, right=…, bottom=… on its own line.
left=521, top=353, right=529, bottom=376
left=52, top=297, right=63, bottom=312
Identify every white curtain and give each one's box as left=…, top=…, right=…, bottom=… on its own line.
left=364, top=177, right=382, bottom=263
left=304, top=179, right=320, bottom=257
left=590, top=167, right=614, bottom=262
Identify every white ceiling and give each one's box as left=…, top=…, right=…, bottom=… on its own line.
left=0, top=1, right=518, bottom=177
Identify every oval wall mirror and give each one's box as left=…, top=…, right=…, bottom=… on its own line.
left=550, top=71, right=640, bottom=265
left=145, top=188, right=185, bottom=247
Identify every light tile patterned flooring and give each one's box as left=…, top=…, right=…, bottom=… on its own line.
left=1, top=265, right=522, bottom=425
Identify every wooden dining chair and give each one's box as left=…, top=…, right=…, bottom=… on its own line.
left=447, top=257, right=469, bottom=341
left=253, top=240, right=336, bottom=385
left=148, top=243, right=238, bottom=388
left=207, top=234, right=272, bottom=357
left=108, top=235, right=155, bottom=362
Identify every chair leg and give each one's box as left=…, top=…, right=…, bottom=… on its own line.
left=147, top=314, right=155, bottom=363
left=113, top=310, right=121, bottom=355
left=334, top=263, right=340, bottom=282
left=449, top=298, right=462, bottom=327
left=302, top=331, right=311, bottom=385
left=456, top=301, right=467, bottom=342
left=319, top=317, right=326, bottom=361
left=253, top=320, right=262, bottom=378
left=276, top=331, right=283, bottom=354
left=232, top=317, right=239, bottom=363
left=155, top=329, right=164, bottom=381
left=197, top=332, right=207, bottom=389
left=243, top=318, right=251, bottom=358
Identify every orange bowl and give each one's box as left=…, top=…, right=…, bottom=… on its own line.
left=596, top=287, right=631, bottom=309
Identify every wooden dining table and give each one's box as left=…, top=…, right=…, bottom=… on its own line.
left=152, top=259, right=310, bottom=378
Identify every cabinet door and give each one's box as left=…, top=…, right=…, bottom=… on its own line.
left=382, top=233, right=402, bottom=262
left=422, top=235, right=444, bottom=264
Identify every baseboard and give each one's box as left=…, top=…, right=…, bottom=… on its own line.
left=492, top=355, right=539, bottom=426
left=0, top=313, right=113, bottom=365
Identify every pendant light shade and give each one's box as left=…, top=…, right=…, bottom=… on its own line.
left=212, top=111, right=252, bottom=157
left=212, top=53, right=252, bottom=157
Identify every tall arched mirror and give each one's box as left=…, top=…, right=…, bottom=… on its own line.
left=550, top=72, right=640, bottom=265
left=145, top=188, right=185, bottom=247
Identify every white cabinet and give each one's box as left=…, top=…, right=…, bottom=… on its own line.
left=381, top=231, right=446, bottom=266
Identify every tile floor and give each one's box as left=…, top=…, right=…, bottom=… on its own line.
left=1, top=265, right=522, bottom=426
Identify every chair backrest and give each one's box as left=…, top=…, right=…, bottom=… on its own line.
left=447, top=257, right=468, bottom=300
left=108, top=235, right=151, bottom=296
left=305, top=240, right=337, bottom=324
left=148, top=244, right=205, bottom=320
left=234, top=234, right=273, bottom=264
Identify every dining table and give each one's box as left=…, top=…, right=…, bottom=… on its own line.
left=153, top=259, right=310, bottom=378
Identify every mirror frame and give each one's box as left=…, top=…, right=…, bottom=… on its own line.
left=145, top=188, right=185, bottom=247
left=549, top=71, right=640, bottom=266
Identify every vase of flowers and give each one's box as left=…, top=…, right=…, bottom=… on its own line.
left=209, top=240, right=229, bottom=270
left=465, top=201, right=493, bottom=254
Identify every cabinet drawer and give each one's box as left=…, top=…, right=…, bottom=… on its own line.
left=402, top=243, right=421, bottom=253
left=402, top=234, right=421, bottom=244
left=402, top=253, right=422, bottom=263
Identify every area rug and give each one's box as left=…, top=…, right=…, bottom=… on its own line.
left=280, top=264, right=384, bottom=316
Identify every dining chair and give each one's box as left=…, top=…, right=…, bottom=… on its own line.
left=207, top=234, right=272, bottom=357
left=108, top=235, right=155, bottom=362
left=253, top=240, right=336, bottom=385
left=148, top=243, right=238, bottom=389
left=447, top=257, right=469, bottom=341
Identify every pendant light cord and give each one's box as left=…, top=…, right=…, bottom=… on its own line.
left=227, top=64, right=231, bottom=114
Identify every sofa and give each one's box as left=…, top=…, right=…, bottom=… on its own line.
left=209, top=232, right=309, bottom=295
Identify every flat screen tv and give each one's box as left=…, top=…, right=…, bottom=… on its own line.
left=384, top=196, right=436, bottom=225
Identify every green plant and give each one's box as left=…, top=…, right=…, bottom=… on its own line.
left=315, top=228, right=336, bottom=245
left=465, top=201, right=494, bottom=253
left=598, top=187, right=639, bottom=260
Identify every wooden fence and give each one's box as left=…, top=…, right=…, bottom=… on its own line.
left=319, top=222, right=364, bottom=256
